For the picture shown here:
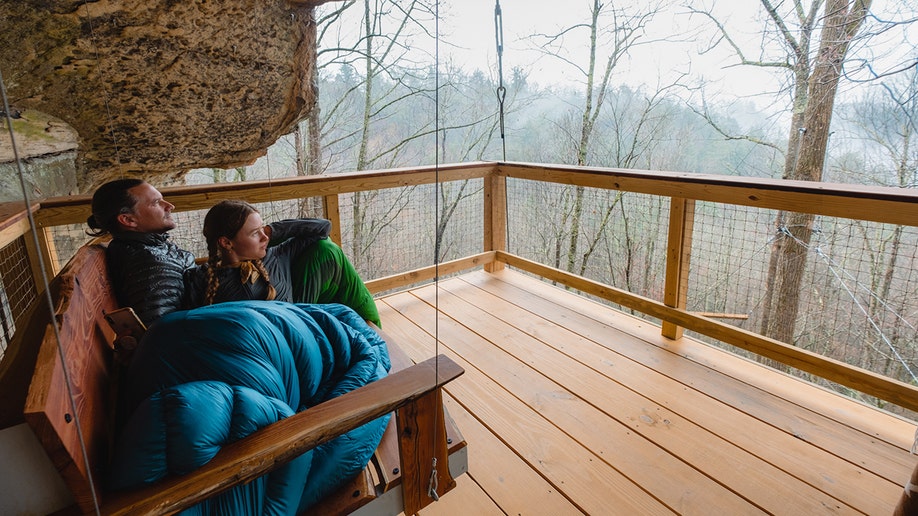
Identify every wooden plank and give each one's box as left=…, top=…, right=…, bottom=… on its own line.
left=483, top=174, right=506, bottom=273
left=488, top=271, right=915, bottom=483
left=23, top=243, right=119, bottom=514
left=661, top=197, right=694, bottom=339
left=499, top=163, right=918, bottom=226
left=34, top=161, right=918, bottom=228
left=433, top=397, right=574, bottom=516
left=364, top=252, right=495, bottom=295
left=378, top=304, right=607, bottom=516
left=323, top=194, right=342, bottom=245
left=416, top=472, right=503, bottom=516
left=372, top=416, right=402, bottom=491
left=397, top=389, right=455, bottom=515
left=439, top=275, right=899, bottom=514
left=409, top=281, right=882, bottom=514
left=496, top=251, right=918, bottom=414
left=0, top=201, right=35, bottom=249
left=463, top=274, right=914, bottom=492
left=477, top=269, right=918, bottom=455
left=302, top=466, right=376, bottom=516
left=34, top=163, right=495, bottom=227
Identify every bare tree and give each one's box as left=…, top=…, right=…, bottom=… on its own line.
left=307, top=0, right=438, bottom=270
left=763, top=0, right=874, bottom=348
left=529, top=0, right=664, bottom=275
left=692, top=0, right=875, bottom=351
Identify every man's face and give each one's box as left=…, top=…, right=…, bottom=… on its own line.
left=119, top=182, right=176, bottom=233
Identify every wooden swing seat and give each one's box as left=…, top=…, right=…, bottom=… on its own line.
left=23, top=241, right=467, bottom=515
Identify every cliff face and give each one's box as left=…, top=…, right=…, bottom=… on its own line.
left=0, top=0, right=331, bottom=192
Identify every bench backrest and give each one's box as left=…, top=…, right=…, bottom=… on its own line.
left=23, top=242, right=118, bottom=513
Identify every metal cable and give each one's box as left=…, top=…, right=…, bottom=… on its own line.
left=0, top=69, right=102, bottom=516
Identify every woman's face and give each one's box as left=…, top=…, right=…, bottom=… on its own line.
left=221, top=212, right=269, bottom=263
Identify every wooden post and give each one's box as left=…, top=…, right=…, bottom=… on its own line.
left=484, top=170, right=507, bottom=273
left=662, top=198, right=695, bottom=340
left=397, top=388, right=455, bottom=515
left=323, top=194, right=342, bottom=245
left=36, top=225, right=61, bottom=279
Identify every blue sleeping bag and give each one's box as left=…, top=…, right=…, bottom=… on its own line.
left=107, top=301, right=391, bottom=515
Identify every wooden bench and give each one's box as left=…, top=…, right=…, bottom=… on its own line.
left=23, top=241, right=467, bottom=515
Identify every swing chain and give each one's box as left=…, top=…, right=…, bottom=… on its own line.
left=494, top=0, right=507, bottom=161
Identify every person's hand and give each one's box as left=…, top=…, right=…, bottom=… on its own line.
left=263, top=224, right=273, bottom=240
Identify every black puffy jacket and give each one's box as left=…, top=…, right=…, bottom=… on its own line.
left=107, top=231, right=196, bottom=327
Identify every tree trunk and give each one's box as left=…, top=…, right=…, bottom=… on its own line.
left=298, top=9, right=323, bottom=219
left=760, top=0, right=871, bottom=348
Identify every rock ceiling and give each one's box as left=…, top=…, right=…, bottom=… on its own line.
left=0, top=0, right=338, bottom=192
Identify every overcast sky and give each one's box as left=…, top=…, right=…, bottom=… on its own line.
left=435, top=0, right=915, bottom=103
left=438, top=2, right=775, bottom=94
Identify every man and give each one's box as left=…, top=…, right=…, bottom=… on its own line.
left=87, top=179, right=195, bottom=327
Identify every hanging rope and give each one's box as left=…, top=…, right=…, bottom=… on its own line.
left=427, top=0, right=443, bottom=503
left=1, top=70, right=102, bottom=516
left=427, top=457, right=440, bottom=501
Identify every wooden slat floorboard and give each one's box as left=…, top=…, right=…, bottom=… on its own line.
left=382, top=299, right=671, bottom=514
left=403, top=285, right=845, bottom=514
left=474, top=270, right=915, bottom=451
left=462, top=270, right=917, bottom=479
left=377, top=269, right=918, bottom=515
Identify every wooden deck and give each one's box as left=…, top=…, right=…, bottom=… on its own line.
left=377, top=268, right=918, bottom=515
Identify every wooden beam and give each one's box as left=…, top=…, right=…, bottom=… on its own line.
left=364, top=252, right=496, bottom=295
left=662, top=198, right=694, bottom=340
left=323, top=194, right=342, bottom=245
left=498, top=163, right=918, bottom=226
left=34, top=163, right=496, bottom=227
left=484, top=173, right=507, bottom=273
left=397, top=388, right=455, bottom=515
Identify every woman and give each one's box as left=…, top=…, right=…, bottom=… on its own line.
left=184, top=200, right=381, bottom=326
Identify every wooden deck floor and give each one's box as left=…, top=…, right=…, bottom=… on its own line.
left=377, top=268, right=918, bottom=515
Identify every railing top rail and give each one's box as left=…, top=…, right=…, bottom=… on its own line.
left=498, top=162, right=918, bottom=226
left=33, top=162, right=496, bottom=227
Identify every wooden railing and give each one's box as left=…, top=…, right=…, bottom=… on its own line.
left=2, top=161, right=917, bottom=415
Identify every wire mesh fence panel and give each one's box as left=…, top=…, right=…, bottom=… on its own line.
left=335, top=180, right=484, bottom=283
left=686, top=202, right=774, bottom=337
left=686, top=202, right=918, bottom=416
left=0, top=236, right=38, bottom=355
left=507, top=178, right=671, bottom=317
